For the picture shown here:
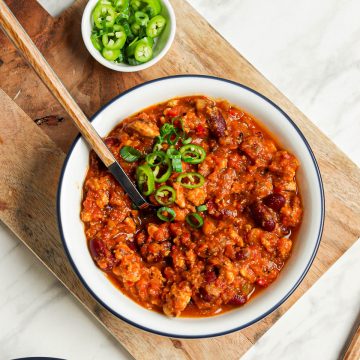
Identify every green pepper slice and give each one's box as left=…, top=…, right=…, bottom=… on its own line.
left=142, top=0, right=162, bottom=16
left=126, top=36, right=153, bottom=57
left=130, top=0, right=141, bottom=10
left=177, top=172, right=205, bottom=189
left=166, top=148, right=181, bottom=159
left=146, top=15, right=166, bottom=38
left=92, top=4, right=116, bottom=29
left=134, top=42, right=153, bottom=62
left=179, top=144, right=206, bottom=164
left=186, top=213, right=204, bottom=228
left=91, top=33, right=103, bottom=51
left=102, top=48, right=121, bottom=61
left=102, top=25, right=127, bottom=50
left=153, top=155, right=172, bottom=183
left=136, top=164, right=155, bottom=196
left=155, top=185, right=176, bottom=206
left=146, top=151, right=166, bottom=167
left=130, top=22, right=141, bottom=35
left=114, top=0, right=129, bottom=17
left=157, top=207, right=176, bottom=222
left=135, top=11, right=149, bottom=26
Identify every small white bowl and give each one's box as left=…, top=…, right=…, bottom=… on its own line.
left=58, top=75, right=324, bottom=338
left=81, top=0, right=176, bottom=72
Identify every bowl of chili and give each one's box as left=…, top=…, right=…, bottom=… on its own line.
left=81, top=0, right=176, bottom=71
left=57, top=75, right=324, bottom=338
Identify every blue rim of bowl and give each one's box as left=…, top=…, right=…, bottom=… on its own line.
left=57, top=74, right=325, bottom=339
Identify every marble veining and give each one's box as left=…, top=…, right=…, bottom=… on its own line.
left=0, top=0, right=359, bottom=359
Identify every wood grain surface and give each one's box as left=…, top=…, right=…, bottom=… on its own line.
left=0, top=0, right=360, bottom=359
left=0, top=0, right=119, bottom=168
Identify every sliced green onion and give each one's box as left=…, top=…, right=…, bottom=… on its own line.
left=167, top=131, right=179, bottom=145
left=160, top=123, right=174, bottom=137
left=182, top=137, right=192, bottom=144
left=186, top=213, right=204, bottom=228
left=155, top=185, right=176, bottom=205
left=172, top=158, right=183, bottom=173
left=157, top=207, right=176, bottom=222
left=120, top=146, right=141, bottom=162
left=153, top=139, right=163, bottom=151
left=196, top=204, right=207, bottom=212
left=172, top=117, right=186, bottom=139
left=177, top=172, right=205, bottom=189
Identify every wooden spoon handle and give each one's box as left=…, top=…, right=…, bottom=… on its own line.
left=0, top=0, right=116, bottom=167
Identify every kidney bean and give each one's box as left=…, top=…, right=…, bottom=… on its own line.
left=228, top=294, right=247, bottom=306
left=204, top=270, right=217, bottom=283
left=256, top=278, right=269, bottom=287
left=104, top=136, right=120, bottom=148
left=235, top=249, right=249, bottom=261
left=126, top=240, right=137, bottom=251
left=250, top=201, right=276, bottom=232
left=206, top=106, right=227, bottom=138
left=263, top=219, right=276, bottom=232
left=199, top=287, right=212, bottom=302
left=263, top=193, right=286, bottom=212
left=89, top=238, right=105, bottom=260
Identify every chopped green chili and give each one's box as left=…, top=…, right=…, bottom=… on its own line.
left=186, top=213, right=204, bottom=228
left=177, top=172, right=205, bottom=189
left=136, top=164, right=155, bottom=196
left=157, top=207, right=176, bottom=222
left=155, top=185, right=176, bottom=206
left=179, top=144, right=206, bottom=164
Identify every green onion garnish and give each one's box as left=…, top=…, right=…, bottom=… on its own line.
left=172, top=158, right=183, bottom=173
left=120, top=146, right=141, bottom=162
left=182, top=137, right=192, bottom=144
left=196, top=204, right=207, bottom=212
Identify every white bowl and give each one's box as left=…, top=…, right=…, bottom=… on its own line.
left=81, top=0, right=176, bottom=72
left=57, top=75, right=324, bottom=338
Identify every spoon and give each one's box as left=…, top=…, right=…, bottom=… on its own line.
left=0, top=0, right=152, bottom=210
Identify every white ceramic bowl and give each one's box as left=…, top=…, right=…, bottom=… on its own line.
left=81, top=0, right=176, bottom=72
left=58, top=75, right=324, bottom=338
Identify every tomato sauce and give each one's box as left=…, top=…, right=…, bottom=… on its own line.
left=81, top=96, right=302, bottom=317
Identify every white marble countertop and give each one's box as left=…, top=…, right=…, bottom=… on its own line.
left=1, top=0, right=360, bottom=359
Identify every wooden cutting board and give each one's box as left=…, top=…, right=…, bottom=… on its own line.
left=0, top=0, right=360, bottom=358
